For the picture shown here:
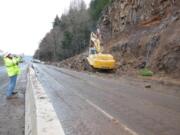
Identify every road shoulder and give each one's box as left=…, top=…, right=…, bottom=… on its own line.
left=25, top=67, right=65, bottom=135
left=0, top=68, right=27, bottom=135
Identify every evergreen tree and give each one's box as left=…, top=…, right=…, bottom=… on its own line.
left=34, top=0, right=93, bottom=61
left=62, top=31, right=73, bottom=49
left=90, top=0, right=111, bottom=21
left=53, top=15, right=61, bottom=28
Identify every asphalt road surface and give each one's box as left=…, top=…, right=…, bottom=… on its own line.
left=0, top=65, right=27, bottom=135
left=34, top=64, right=180, bottom=135
left=0, top=66, right=8, bottom=89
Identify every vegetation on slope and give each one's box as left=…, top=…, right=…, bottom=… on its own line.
left=50, top=0, right=180, bottom=79
left=34, top=0, right=110, bottom=61
left=90, top=0, right=111, bottom=21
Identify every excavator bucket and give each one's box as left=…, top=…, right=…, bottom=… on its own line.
left=87, top=53, right=116, bottom=70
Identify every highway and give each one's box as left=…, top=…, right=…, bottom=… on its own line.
left=34, top=64, right=180, bottom=135
left=0, top=64, right=27, bottom=135
left=0, top=66, right=8, bottom=93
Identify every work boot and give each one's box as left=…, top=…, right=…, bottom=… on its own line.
left=6, top=94, right=18, bottom=99
left=12, top=92, right=18, bottom=95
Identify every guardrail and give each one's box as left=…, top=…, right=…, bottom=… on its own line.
left=25, top=67, right=65, bottom=135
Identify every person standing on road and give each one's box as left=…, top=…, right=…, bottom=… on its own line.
left=3, top=53, right=21, bottom=99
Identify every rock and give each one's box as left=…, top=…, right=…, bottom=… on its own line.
left=145, top=84, right=151, bottom=88
left=98, top=0, right=180, bottom=79
left=137, top=61, right=146, bottom=69
left=99, top=0, right=173, bottom=38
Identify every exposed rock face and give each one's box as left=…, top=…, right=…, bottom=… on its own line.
left=100, top=0, right=175, bottom=40
left=98, top=0, right=180, bottom=78
left=57, top=0, right=180, bottom=79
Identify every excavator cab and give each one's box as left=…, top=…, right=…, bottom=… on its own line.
left=89, top=47, right=97, bottom=55
left=86, top=32, right=116, bottom=70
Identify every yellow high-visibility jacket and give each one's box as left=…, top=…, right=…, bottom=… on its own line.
left=3, top=56, right=21, bottom=77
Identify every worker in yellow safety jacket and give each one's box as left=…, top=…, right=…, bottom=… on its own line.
left=3, top=53, right=21, bottom=99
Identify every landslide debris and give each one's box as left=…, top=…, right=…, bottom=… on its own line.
left=56, top=0, right=180, bottom=79
left=52, top=52, right=88, bottom=72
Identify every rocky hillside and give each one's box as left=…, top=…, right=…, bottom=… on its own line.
left=57, top=0, right=180, bottom=79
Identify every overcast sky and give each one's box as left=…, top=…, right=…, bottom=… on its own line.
left=0, top=0, right=91, bottom=55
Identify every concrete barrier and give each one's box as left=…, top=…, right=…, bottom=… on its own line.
left=25, top=67, right=65, bottom=135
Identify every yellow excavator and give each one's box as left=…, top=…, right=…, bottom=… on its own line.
left=86, top=32, right=116, bottom=71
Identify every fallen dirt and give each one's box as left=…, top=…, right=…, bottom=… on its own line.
left=51, top=52, right=88, bottom=72
left=0, top=68, right=27, bottom=135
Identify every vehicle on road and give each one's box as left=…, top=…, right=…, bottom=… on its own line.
left=32, top=59, right=41, bottom=63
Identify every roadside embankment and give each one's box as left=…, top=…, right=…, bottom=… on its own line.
left=25, top=67, right=65, bottom=135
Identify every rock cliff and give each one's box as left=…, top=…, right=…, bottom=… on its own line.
left=57, top=0, right=180, bottom=79
left=98, top=0, right=180, bottom=78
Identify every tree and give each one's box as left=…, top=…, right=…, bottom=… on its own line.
left=53, top=15, right=61, bottom=28
left=62, top=31, right=73, bottom=49
left=90, top=0, right=111, bottom=21
left=69, top=0, right=86, bottom=11
left=34, top=0, right=92, bottom=61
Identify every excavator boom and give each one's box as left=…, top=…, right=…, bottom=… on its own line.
left=90, top=32, right=101, bottom=53
left=87, top=32, right=116, bottom=70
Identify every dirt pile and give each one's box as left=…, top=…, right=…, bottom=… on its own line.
left=53, top=52, right=88, bottom=72
left=57, top=0, right=180, bottom=79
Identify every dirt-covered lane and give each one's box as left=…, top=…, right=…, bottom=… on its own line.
left=35, top=64, right=180, bottom=135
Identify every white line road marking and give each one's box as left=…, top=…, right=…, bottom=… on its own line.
left=86, top=99, right=116, bottom=121
left=75, top=92, right=139, bottom=135
left=38, top=65, right=139, bottom=135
